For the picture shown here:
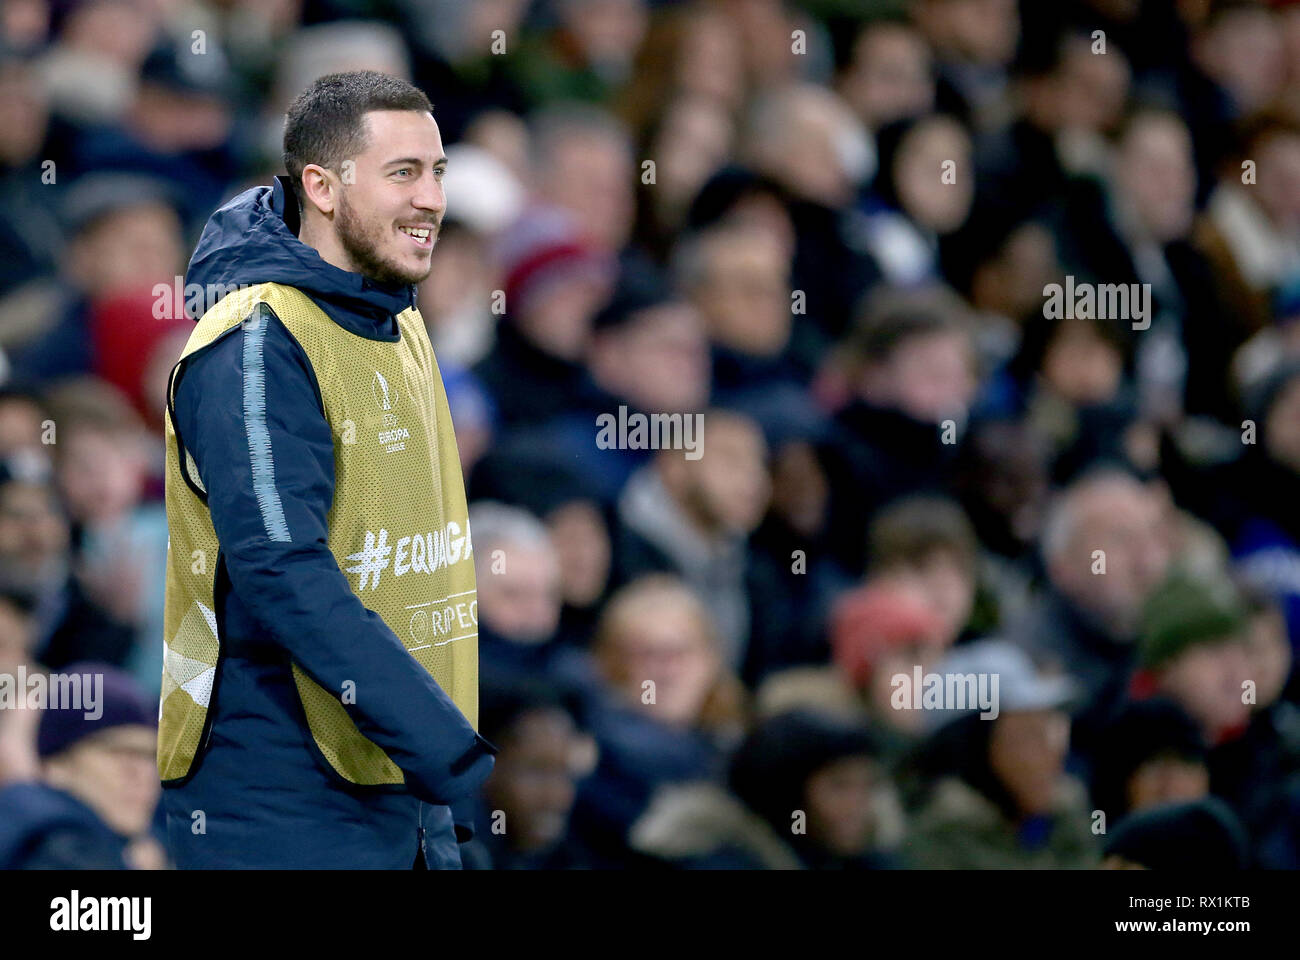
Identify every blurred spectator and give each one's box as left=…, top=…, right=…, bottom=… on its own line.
left=1010, top=468, right=1172, bottom=751
left=1182, top=1, right=1288, bottom=191
left=731, top=390, right=846, bottom=686
left=8, top=173, right=185, bottom=386
left=68, top=36, right=242, bottom=229
left=845, top=113, right=974, bottom=288
left=0, top=663, right=163, bottom=869
left=630, top=94, right=735, bottom=263
left=1193, top=112, right=1300, bottom=341
left=952, top=416, right=1052, bottom=601
left=470, top=447, right=613, bottom=648
left=0, top=588, right=40, bottom=786
left=587, top=261, right=711, bottom=417
left=1130, top=572, right=1252, bottom=745
left=591, top=573, right=746, bottom=743
left=571, top=574, right=743, bottom=865
left=417, top=143, right=525, bottom=369
left=460, top=676, right=600, bottom=870
left=47, top=379, right=168, bottom=699
left=756, top=580, right=949, bottom=757
left=835, top=16, right=935, bottom=133
left=905, top=641, right=1096, bottom=868
left=676, top=222, right=799, bottom=401
left=0, top=45, right=62, bottom=305
left=738, top=84, right=876, bottom=339
left=1184, top=361, right=1300, bottom=650
left=1195, top=584, right=1300, bottom=868
left=529, top=102, right=637, bottom=253
left=630, top=709, right=903, bottom=868
left=821, top=285, right=979, bottom=572
left=1089, top=698, right=1210, bottom=825
left=404, top=0, right=532, bottom=144
left=0, top=468, right=136, bottom=672
left=912, top=0, right=1020, bottom=133
left=473, top=206, right=616, bottom=429
left=1101, top=796, right=1250, bottom=870
left=865, top=495, right=980, bottom=644
left=468, top=500, right=603, bottom=701
left=612, top=409, right=769, bottom=669
left=511, top=0, right=649, bottom=108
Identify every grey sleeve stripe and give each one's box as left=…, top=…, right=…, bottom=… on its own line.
left=241, top=307, right=292, bottom=542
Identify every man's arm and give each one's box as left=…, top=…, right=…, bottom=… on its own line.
left=172, top=305, right=494, bottom=807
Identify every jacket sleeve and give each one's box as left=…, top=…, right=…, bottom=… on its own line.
left=172, top=305, right=495, bottom=807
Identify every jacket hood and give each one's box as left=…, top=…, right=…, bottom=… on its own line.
left=184, top=175, right=416, bottom=336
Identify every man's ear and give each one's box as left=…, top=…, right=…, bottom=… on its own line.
left=299, top=163, right=338, bottom=216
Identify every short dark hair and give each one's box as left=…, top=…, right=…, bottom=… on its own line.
left=282, top=71, right=433, bottom=208
left=846, top=284, right=974, bottom=365
left=867, top=494, right=979, bottom=575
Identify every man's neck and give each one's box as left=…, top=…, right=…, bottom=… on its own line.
left=298, top=215, right=355, bottom=275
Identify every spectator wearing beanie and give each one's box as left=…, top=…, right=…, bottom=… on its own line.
left=1130, top=573, right=1252, bottom=746
left=1101, top=797, right=1251, bottom=870
left=0, top=663, right=163, bottom=868
left=472, top=207, right=617, bottom=430
left=1088, top=698, right=1210, bottom=825
left=629, top=709, right=903, bottom=869
left=755, top=580, right=948, bottom=760
left=1203, top=586, right=1300, bottom=869
left=458, top=677, right=600, bottom=870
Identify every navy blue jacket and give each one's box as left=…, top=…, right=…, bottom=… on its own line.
left=162, top=177, right=495, bottom=869
left=0, top=782, right=133, bottom=869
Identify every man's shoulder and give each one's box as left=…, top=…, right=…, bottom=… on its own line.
left=173, top=296, right=322, bottom=425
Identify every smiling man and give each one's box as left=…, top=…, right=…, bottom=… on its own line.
left=158, top=71, right=496, bottom=868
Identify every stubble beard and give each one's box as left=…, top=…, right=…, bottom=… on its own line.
left=335, top=191, right=437, bottom=286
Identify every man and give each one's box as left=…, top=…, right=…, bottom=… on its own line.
left=159, top=71, right=496, bottom=869
left=1008, top=467, right=1172, bottom=758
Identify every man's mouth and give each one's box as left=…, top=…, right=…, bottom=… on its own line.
left=398, top=224, right=434, bottom=248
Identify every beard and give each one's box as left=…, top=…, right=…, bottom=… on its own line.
left=335, top=190, right=438, bottom=286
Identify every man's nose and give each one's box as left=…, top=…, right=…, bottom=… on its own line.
left=413, top=175, right=444, bottom=216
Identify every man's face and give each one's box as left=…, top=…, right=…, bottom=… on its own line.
left=1127, top=755, right=1209, bottom=813
left=687, top=414, right=771, bottom=536
left=0, top=482, right=69, bottom=586
left=694, top=229, right=791, bottom=357
left=332, top=110, right=447, bottom=285
left=1052, top=480, right=1172, bottom=633
left=880, top=550, right=975, bottom=644
left=988, top=710, right=1071, bottom=816
left=44, top=725, right=160, bottom=837
left=804, top=756, right=881, bottom=857
left=485, top=707, right=595, bottom=853
left=1158, top=640, right=1252, bottom=738
left=863, top=331, right=976, bottom=425
left=475, top=540, right=562, bottom=644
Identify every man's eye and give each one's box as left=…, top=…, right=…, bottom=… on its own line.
left=394, top=168, right=411, bottom=177
left=434, top=167, right=446, bottom=179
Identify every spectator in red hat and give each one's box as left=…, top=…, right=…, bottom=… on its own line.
left=473, top=208, right=617, bottom=429
left=756, top=580, right=949, bottom=759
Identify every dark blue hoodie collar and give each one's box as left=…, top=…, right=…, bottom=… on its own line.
left=184, top=175, right=417, bottom=342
